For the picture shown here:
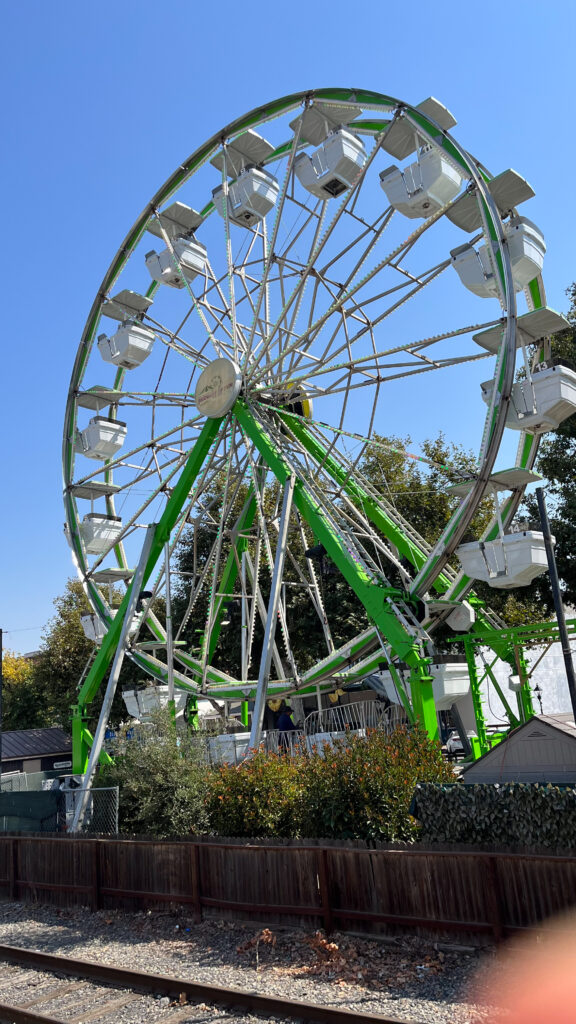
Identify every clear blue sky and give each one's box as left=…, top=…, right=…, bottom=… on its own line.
left=1, top=0, right=574, bottom=653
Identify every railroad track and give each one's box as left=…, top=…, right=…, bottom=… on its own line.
left=0, top=943, right=413, bottom=1024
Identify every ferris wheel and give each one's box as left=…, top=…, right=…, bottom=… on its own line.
left=64, top=88, right=574, bottom=771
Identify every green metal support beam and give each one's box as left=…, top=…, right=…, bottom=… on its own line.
left=276, top=410, right=545, bottom=743
left=234, top=402, right=438, bottom=740
left=280, top=412, right=540, bottom=738
left=479, top=655, right=520, bottom=729
left=463, top=638, right=489, bottom=756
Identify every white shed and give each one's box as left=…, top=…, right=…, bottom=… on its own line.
left=462, top=715, right=576, bottom=784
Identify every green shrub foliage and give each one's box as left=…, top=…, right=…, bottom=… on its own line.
left=205, top=747, right=302, bottom=838
left=413, top=782, right=576, bottom=849
left=97, top=709, right=208, bottom=838
left=205, top=727, right=453, bottom=841
left=99, top=721, right=453, bottom=840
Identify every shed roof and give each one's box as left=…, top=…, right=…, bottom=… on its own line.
left=462, top=715, right=576, bottom=784
left=1, top=728, right=71, bottom=761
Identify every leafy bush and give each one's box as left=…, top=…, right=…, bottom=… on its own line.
left=413, top=782, right=576, bottom=849
left=205, top=747, right=303, bottom=838
left=96, top=709, right=207, bottom=838
left=205, top=727, right=454, bottom=842
left=98, top=719, right=454, bottom=841
left=296, top=727, right=454, bottom=842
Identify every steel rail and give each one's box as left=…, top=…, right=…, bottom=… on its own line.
left=0, top=943, right=413, bottom=1024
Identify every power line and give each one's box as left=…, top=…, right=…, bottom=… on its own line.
left=2, top=626, right=43, bottom=634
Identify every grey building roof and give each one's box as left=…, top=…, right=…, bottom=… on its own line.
left=462, top=715, right=576, bottom=784
left=1, top=728, right=71, bottom=762
left=538, top=713, right=576, bottom=732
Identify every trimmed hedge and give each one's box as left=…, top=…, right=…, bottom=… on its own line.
left=413, top=782, right=576, bottom=849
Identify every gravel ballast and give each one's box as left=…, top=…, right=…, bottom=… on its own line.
left=0, top=901, right=499, bottom=1023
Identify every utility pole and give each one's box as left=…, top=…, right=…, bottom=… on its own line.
left=536, top=487, right=576, bottom=723
left=0, top=629, right=3, bottom=787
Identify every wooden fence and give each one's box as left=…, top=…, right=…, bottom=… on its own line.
left=2, top=836, right=576, bottom=942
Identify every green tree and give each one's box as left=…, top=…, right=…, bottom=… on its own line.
left=359, top=433, right=493, bottom=549
left=2, top=651, right=47, bottom=729
left=31, top=579, right=141, bottom=731
left=31, top=580, right=94, bottom=726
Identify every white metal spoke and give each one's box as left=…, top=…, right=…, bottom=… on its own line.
left=242, top=117, right=303, bottom=365
left=249, top=473, right=296, bottom=747
left=240, top=429, right=300, bottom=682
left=219, top=145, right=239, bottom=362
left=249, top=199, right=457, bottom=386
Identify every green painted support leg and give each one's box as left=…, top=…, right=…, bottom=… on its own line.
left=71, top=705, right=90, bottom=775
left=71, top=706, right=112, bottom=774
left=463, top=639, right=489, bottom=755
left=408, top=666, right=439, bottom=740
left=481, top=658, right=520, bottom=729
left=187, top=697, right=199, bottom=732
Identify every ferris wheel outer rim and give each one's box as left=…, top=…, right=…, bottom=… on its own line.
left=63, top=86, right=539, bottom=686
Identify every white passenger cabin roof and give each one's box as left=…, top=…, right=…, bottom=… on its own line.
left=101, top=290, right=153, bottom=322
left=90, top=567, right=134, bottom=584
left=76, top=387, right=123, bottom=410
left=473, top=307, right=571, bottom=353
left=210, top=129, right=275, bottom=176
left=446, top=169, right=535, bottom=232
left=289, top=101, right=362, bottom=146
left=147, top=201, right=203, bottom=240
left=382, top=97, right=457, bottom=161
left=448, top=467, right=542, bottom=498
left=70, top=481, right=121, bottom=500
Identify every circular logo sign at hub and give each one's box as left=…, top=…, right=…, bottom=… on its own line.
left=194, top=359, right=242, bottom=418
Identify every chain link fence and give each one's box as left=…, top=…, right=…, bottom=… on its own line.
left=60, top=786, right=119, bottom=834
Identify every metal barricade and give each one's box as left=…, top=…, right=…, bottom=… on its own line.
left=304, top=701, right=405, bottom=736
left=264, top=730, right=306, bottom=755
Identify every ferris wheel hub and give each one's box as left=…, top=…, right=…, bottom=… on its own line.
left=194, top=358, right=242, bottom=418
